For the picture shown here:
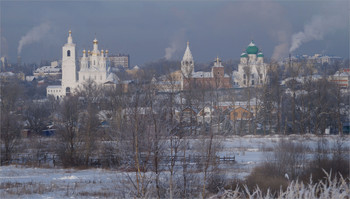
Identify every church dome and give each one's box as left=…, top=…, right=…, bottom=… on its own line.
left=240, top=53, right=248, bottom=57
left=246, top=41, right=259, bottom=54
left=257, top=52, right=264, bottom=57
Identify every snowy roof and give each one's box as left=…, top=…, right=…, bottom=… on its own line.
left=122, top=107, right=156, bottom=115
left=192, top=71, right=212, bottom=78
left=26, top=76, right=36, bottom=81
left=217, top=98, right=260, bottom=107
left=0, top=72, right=15, bottom=77
left=105, top=73, right=120, bottom=84
left=334, top=71, right=350, bottom=77
left=248, top=41, right=256, bottom=46
left=34, top=65, right=61, bottom=74
left=281, top=75, right=322, bottom=85
left=240, top=53, right=248, bottom=57
left=47, top=85, right=62, bottom=89
left=182, top=42, right=193, bottom=61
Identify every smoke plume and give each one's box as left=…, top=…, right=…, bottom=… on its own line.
left=17, top=22, right=51, bottom=55
left=165, top=41, right=179, bottom=60
left=164, top=29, right=186, bottom=60
left=271, top=30, right=290, bottom=60
left=289, top=15, right=344, bottom=53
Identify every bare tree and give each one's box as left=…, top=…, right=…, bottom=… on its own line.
left=76, top=80, right=102, bottom=166
left=56, top=96, right=80, bottom=167
left=0, top=78, right=22, bottom=165
left=24, top=101, right=51, bottom=135
left=285, top=61, right=302, bottom=134
left=243, top=66, right=252, bottom=134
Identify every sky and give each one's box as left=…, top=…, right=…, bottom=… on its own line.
left=1, top=0, right=349, bottom=66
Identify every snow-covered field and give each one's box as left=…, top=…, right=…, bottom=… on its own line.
left=0, top=166, right=133, bottom=198
left=1, top=135, right=349, bottom=198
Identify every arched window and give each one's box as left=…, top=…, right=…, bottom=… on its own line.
left=67, top=50, right=71, bottom=57
left=66, top=87, right=71, bottom=96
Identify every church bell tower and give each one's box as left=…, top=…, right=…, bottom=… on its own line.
left=61, top=30, right=77, bottom=95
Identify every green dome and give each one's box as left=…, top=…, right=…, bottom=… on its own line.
left=257, top=52, right=264, bottom=57
left=246, top=41, right=259, bottom=54
left=240, top=53, right=248, bottom=58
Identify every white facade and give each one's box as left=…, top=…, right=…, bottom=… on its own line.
left=232, top=41, right=267, bottom=87
left=47, top=31, right=118, bottom=99
left=79, top=38, right=109, bottom=85
left=34, top=61, right=61, bottom=77
left=180, top=42, right=194, bottom=90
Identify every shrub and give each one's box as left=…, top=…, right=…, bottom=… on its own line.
left=245, top=162, right=289, bottom=196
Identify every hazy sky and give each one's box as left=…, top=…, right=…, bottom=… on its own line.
left=1, top=0, right=349, bottom=66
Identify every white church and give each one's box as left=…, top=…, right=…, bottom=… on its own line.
left=232, top=41, right=267, bottom=87
left=47, top=30, right=118, bottom=99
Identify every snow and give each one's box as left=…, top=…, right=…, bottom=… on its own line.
left=0, top=166, right=130, bottom=198
left=1, top=135, right=348, bottom=198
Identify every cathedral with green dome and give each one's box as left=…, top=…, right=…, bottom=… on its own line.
left=232, top=41, right=267, bottom=88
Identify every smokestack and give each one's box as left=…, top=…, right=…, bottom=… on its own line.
left=17, top=56, right=21, bottom=67
left=289, top=53, right=291, bottom=68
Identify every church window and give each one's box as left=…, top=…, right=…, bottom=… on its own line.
left=66, top=87, right=71, bottom=96
left=243, top=74, right=246, bottom=79
left=243, top=80, right=246, bottom=85
left=67, top=50, right=71, bottom=57
left=190, top=61, right=192, bottom=64
left=252, top=80, right=255, bottom=85
left=251, top=74, right=254, bottom=78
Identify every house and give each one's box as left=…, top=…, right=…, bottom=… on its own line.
left=34, top=61, right=61, bottom=77
left=181, top=107, right=198, bottom=123
left=330, top=68, right=350, bottom=88
left=217, top=98, right=260, bottom=116
left=197, top=107, right=213, bottom=124
left=229, top=107, right=253, bottom=121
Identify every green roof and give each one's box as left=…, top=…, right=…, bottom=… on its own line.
left=257, top=52, right=264, bottom=57
left=240, top=53, right=248, bottom=57
left=246, top=41, right=259, bottom=54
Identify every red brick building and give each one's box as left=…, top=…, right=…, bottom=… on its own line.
left=182, top=57, right=231, bottom=90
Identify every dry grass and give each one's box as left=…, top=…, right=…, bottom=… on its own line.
left=78, top=191, right=114, bottom=197
left=0, top=181, right=59, bottom=196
